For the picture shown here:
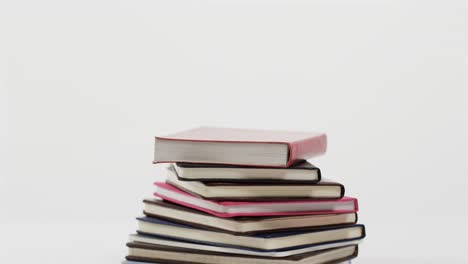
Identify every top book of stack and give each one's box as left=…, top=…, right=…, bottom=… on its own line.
left=153, top=127, right=327, bottom=167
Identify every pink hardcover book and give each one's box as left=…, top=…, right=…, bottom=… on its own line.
left=154, top=127, right=327, bottom=167
left=153, top=183, right=358, bottom=218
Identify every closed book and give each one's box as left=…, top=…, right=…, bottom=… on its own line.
left=154, top=127, right=327, bottom=167
left=123, top=260, right=352, bottom=264
left=136, top=216, right=365, bottom=251
left=126, top=243, right=358, bottom=264
left=129, top=233, right=361, bottom=258
left=143, top=199, right=357, bottom=235
left=154, top=182, right=358, bottom=218
left=166, top=166, right=343, bottom=200
left=173, top=161, right=321, bottom=183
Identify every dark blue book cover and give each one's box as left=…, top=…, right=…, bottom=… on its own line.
left=136, top=216, right=366, bottom=252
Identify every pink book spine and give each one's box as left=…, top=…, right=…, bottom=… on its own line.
left=154, top=192, right=357, bottom=218
left=153, top=183, right=359, bottom=218
left=287, top=134, right=327, bottom=167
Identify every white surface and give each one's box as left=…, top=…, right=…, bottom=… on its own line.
left=1, top=0, right=467, bottom=263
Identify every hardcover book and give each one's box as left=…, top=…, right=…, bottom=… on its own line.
left=154, top=182, right=358, bottom=217
left=166, top=166, right=343, bottom=200
left=136, top=216, right=366, bottom=251
left=143, top=199, right=358, bottom=235
left=173, top=161, right=321, bottom=183
left=126, top=243, right=359, bottom=264
left=128, top=233, right=361, bottom=257
left=154, top=127, right=327, bottom=167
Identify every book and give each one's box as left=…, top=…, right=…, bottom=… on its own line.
left=128, top=233, right=362, bottom=257
left=143, top=199, right=357, bottom=234
left=123, top=261, right=352, bottom=264
left=154, top=127, right=327, bottom=167
left=173, top=161, right=321, bottom=183
left=126, top=242, right=358, bottom=264
left=166, top=166, right=343, bottom=200
left=136, top=216, right=366, bottom=251
left=154, top=182, right=358, bottom=217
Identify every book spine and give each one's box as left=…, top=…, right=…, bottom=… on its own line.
left=287, top=134, right=327, bottom=167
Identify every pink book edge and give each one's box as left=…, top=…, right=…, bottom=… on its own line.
left=153, top=160, right=292, bottom=168
left=155, top=127, right=325, bottom=144
left=155, top=182, right=356, bottom=205
left=153, top=182, right=358, bottom=218
left=153, top=192, right=357, bottom=218
left=287, top=134, right=327, bottom=166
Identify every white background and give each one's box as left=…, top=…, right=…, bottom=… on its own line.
left=1, top=0, right=467, bottom=263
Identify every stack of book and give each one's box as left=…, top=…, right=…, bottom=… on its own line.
left=124, top=127, right=366, bottom=264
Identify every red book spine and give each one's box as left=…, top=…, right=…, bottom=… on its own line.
left=287, top=134, right=327, bottom=167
